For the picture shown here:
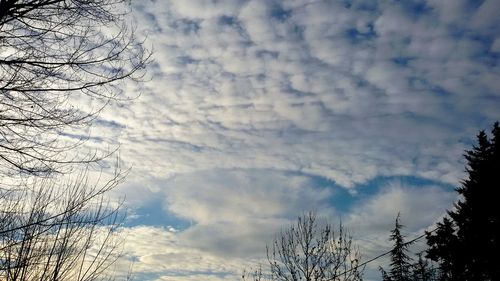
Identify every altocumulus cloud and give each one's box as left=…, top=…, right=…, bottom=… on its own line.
left=77, top=0, right=500, bottom=280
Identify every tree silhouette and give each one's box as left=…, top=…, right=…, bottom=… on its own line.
left=0, top=1, right=148, bottom=279
left=0, top=172, right=126, bottom=280
left=243, top=212, right=363, bottom=281
left=426, top=122, right=500, bottom=280
left=411, top=253, right=436, bottom=281
left=425, top=218, right=459, bottom=281
left=379, top=214, right=413, bottom=281
left=0, top=0, right=149, bottom=176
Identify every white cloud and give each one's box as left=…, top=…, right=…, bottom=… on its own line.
left=161, top=169, right=336, bottom=256
left=343, top=182, right=456, bottom=280
left=75, top=0, right=499, bottom=190
left=113, top=167, right=340, bottom=280
left=115, top=225, right=253, bottom=281
left=69, top=0, right=500, bottom=280
left=347, top=183, right=456, bottom=235
left=115, top=176, right=456, bottom=280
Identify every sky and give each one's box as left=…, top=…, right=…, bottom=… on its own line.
left=80, top=0, right=500, bottom=280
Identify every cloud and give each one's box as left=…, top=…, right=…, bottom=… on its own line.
left=71, top=0, right=500, bottom=280
left=87, top=0, right=498, bottom=190
left=164, top=169, right=332, bottom=222
left=347, top=182, right=456, bottom=235
left=346, top=181, right=456, bottom=280
left=113, top=166, right=345, bottom=279
left=114, top=225, right=251, bottom=281
left=115, top=175, right=456, bottom=280
left=160, top=169, right=336, bottom=257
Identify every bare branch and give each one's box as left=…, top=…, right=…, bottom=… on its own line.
left=0, top=0, right=150, bottom=176
left=245, top=212, right=363, bottom=281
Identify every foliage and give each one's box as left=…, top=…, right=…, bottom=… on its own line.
left=380, top=215, right=437, bottom=281
left=411, top=253, right=436, bottom=281
left=426, top=122, right=500, bottom=281
left=379, top=214, right=413, bottom=281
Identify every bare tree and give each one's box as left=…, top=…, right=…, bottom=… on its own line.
left=0, top=0, right=149, bottom=176
left=0, top=171, right=127, bottom=280
left=243, top=212, right=363, bottom=281
left=0, top=1, right=148, bottom=279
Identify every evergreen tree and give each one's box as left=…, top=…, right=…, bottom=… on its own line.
left=412, top=253, right=436, bottom=281
left=426, top=122, right=500, bottom=280
left=425, top=217, right=461, bottom=281
left=380, top=268, right=392, bottom=281
left=380, top=214, right=413, bottom=281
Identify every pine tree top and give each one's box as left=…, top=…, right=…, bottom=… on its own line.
left=426, top=121, right=500, bottom=281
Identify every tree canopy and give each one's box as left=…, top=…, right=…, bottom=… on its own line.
left=426, top=122, right=500, bottom=281
left=379, top=214, right=413, bottom=281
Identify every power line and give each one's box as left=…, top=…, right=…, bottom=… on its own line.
left=330, top=228, right=436, bottom=280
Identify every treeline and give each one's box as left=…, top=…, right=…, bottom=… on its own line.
left=245, top=122, right=500, bottom=281
left=381, top=122, right=499, bottom=281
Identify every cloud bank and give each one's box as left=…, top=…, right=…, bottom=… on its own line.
left=77, top=0, right=500, bottom=280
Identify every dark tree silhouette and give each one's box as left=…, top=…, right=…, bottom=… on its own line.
left=0, top=0, right=149, bottom=176
left=426, top=122, right=500, bottom=281
left=411, top=253, right=436, bottom=281
left=379, top=214, right=413, bottom=281
left=425, top=218, right=459, bottom=281
left=243, top=212, right=363, bottom=281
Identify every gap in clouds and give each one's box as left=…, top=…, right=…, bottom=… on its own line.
left=116, top=168, right=456, bottom=280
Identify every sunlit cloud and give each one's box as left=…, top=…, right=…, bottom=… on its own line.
left=76, top=0, right=500, bottom=280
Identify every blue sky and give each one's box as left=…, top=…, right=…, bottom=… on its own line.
left=82, top=0, right=500, bottom=280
